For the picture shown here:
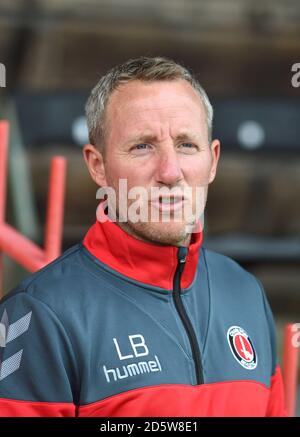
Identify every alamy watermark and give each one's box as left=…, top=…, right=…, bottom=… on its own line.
left=0, top=63, right=6, bottom=88
left=95, top=180, right=207, bottom=233
left=291, top=63, right=300, bottom=88
left=291, top=323, right=300, bottom=348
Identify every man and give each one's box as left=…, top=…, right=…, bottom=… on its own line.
left=0, top=57, right=286, bottom=416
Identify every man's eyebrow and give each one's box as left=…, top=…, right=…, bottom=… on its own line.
left=175, top=132, right=201, bottom=143
left=128, top=134, right=158, bottom=144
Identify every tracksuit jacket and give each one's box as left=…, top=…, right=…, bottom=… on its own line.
left=0, top=211, right=286, bottom=416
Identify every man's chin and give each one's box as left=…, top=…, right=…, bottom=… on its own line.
left=124, top=221, right=192, bottom=247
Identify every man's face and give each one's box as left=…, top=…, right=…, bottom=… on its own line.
left=86, top=79, right=220, bottom=246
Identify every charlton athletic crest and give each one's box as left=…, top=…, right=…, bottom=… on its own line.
left=227, top=326, right=257, bottom=370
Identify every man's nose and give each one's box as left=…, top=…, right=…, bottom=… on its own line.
left=155, top=148, right=183, bottom=186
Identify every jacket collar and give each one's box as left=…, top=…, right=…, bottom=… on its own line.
left=83, top=206, right=203, bottom=290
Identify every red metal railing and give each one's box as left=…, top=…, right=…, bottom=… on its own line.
left=0, top=119, right=66, bottom=298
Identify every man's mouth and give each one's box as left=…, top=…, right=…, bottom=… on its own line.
left=151, top=195, right=187, bottom=213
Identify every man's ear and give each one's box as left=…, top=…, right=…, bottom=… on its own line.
left=83, top=144, right=107, bottom=187
left=208, top=139, right=220, bottom=184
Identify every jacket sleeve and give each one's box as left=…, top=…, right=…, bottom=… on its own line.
left=0, top=290, right=78, bottom=416
left=259, top=284, right=287, bottom=417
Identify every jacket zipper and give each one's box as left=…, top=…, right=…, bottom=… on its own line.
left=172, top=246, right=204, bottom=385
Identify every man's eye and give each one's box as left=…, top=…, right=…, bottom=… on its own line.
left=179, top=143, right=198, bottom=151
left=133, top=143, right=150, bottom=150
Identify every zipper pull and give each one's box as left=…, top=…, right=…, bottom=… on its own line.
left=177, top=247, right=188, bottom=273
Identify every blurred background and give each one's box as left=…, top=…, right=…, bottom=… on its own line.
left=0, top=0, right=299, bottom=414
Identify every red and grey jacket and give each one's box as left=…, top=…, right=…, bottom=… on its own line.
left=0, top=213, right=286, bottom=416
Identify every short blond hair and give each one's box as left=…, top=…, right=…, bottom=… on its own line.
left=85, top=56, right=213, bottom=150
